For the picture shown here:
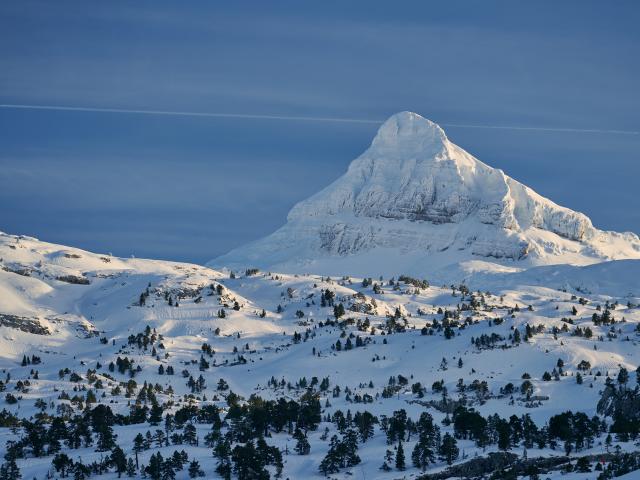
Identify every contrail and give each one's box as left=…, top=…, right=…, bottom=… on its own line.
left=438, top=123, right=639, bottom=136
left=0, top=103, right=638, bottom=135
left=0, top=103, right=380, bottom=125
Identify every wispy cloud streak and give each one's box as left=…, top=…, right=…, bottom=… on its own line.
left=1, top=103, right=638, bottom=135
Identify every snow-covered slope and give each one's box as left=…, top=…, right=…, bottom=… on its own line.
left=1, top=231, right=640, bottom=479
left=212, top=112, right=640, bottom=279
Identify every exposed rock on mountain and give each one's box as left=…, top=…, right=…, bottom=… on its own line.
left=212, top=112, right=640, bottom=278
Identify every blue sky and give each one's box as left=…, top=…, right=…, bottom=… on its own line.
left=1, top=1, right=639, bottom=263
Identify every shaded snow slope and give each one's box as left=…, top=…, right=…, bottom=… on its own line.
left=464, top=259, right=640, bottom=299
left=212, top=112, right=640, bottom=279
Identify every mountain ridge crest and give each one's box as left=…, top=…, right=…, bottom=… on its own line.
left=213, top=111, right=640, bottom=279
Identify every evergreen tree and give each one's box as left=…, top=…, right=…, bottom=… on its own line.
left=386, top=409, right=408, bottom=444
left=111, top=445, right=128, bottom=478
left=95, top=423, right=117, bottom=452
left=133, top=433, right=145, bottom=468
left=145, top=452, right=163, bottom=480
left=439, top=433, right=459, bottom=465
left=0, top=458, right=20, bottom=480
left=412, top=412, right=439, bottom=470
left=183, top=423, right=198, bottom=446
left=395, top=441, right=406, bottom=470
left=231, top=440, right=269, bottom=480
left=293, top=428, right=311, bottom=455
left=73, top=462, right=91, bottom=480
left=298, top=391, right=322, bottom=430
left=342, top=428, right=361, bottom=467
left=188, top=460, right=204, bottom=478
left=126, top=458, right=136, bottom=477
left=354, top=411, right=376, bottom=442
left=318, top=430, right=360, bottom=476
left=256, top=438, right=283, bottom=478
left=52, top=453, right=73, bottom=478
left=319, top=436, right=341, bottom=476
left=161, top=458, right=176, bottom=480
left=575, top=456, right=591, bottom=472
left=618, top=367, right=629, bottom=386
left=214, top=439, right=232, bottom=480
left=513, top=328, right=521, bottom=344
left=496, top=418, right=512, bottom=451
left=149, top=402, right=163, bottom=425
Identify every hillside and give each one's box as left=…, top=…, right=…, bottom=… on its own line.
left=0, top=231, right=639, bottom=478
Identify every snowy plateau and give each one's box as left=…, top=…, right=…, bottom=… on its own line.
left=1, top=112, right=640, bottom=480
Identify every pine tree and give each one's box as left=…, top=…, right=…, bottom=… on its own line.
left=126, top=458, right=136, bottom=477
left=395, top=441, right=406, bottom=470
left=52, top=454, right=74, bottom=478
left=161, top=458, right=176, bottom=480
left=149, top=402, right=163, bottom=425
left=133, top=433, right=145, bottom=467
left=231, top=440, right=269, bottom=480
left=439, top=433, right=459, bottom=465
left=0, top=457, right=20, bottom=480
left=319, top=435, right=342, bottom=475
left=73, top=462, right=91, bottom=480
left=153, top=430, right=166, bottom=448
left=95, top=423, right=117, bottom=452
left=214, top=439, right=232, bottom=480
left=354, top=411, right=376, bottom=442
left=183, top=423, right=198, bottom=446
left=342, top=429, right=361, bottom=467
left=293, top=428, right=311, bottom=455
left=412, top=412, right=439, bottom=470
left=188, top=460, right=204, bottom=478
left=145, top=452, right=163, bottom=480
left=513, top=328, right=521, bottom=344
left=111, top=445, right=127, bottom=478
left=618, top=367, right=629, bottom=386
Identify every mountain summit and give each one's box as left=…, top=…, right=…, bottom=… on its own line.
left=212, top=112, right=640, bottom=278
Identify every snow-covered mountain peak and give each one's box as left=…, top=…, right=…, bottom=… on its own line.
left=369, top=111, right=448, bottom=156
left=214, top=112, right=640, bottom=278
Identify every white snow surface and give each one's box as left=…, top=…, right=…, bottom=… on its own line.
left=1, top=230, right=640, bottom=478
left=212, top=112, right=640, bottom=280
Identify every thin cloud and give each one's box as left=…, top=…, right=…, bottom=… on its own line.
left=0, top=104, right=379, bottom=125
left=0, top=103, right=638, bottom=135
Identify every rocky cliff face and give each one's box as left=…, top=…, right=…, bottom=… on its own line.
left=289, top=112, right=595, bottom=241
left=212, top=112, right=640, bottom=277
